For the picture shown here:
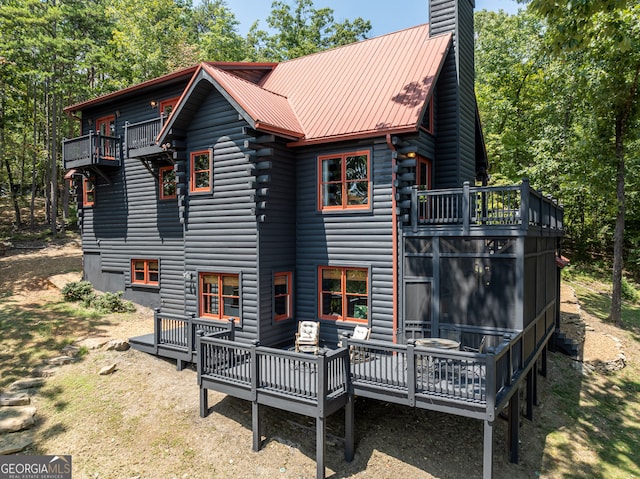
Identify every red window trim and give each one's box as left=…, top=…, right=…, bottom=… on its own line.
left=274, top=271, right=293, bottom=321
left=131, top=259, right=159, bottom=286
left=416, top=156, right=433, bottom=190
left=318, top=266, right=369, bottom=324
left=198, top=272, right=240, bottom=322
left=159, top=97, right=179, bottom=118
left=317, top=150, right=370, bottom=211
left=83, top=177, right=95, bottom=207
left=419, top=100, right=434, bottom=135
left=190, top=149, right=212, bottom=193
left=159, top=165, right=177, bottom=200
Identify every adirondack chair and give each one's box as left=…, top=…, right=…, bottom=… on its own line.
left=295, top=321, right=320, bottom=353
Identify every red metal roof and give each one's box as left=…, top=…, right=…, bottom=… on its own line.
left=260, top=24, right=451, bottom=145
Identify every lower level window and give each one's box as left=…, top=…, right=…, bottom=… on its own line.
left=274, top=272, right=292, bottom=321
left=132, top=259, right=159, bottom=285
left=199, top=272, right=240, bottom=320
left=319, top=266, right=368, bottom=323
left=83, top=177, right=95, bottom=207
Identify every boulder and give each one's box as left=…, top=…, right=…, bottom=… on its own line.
left=0, top=392, right=30, bottom=407
left=0, top=406, right=36, bottom=433
left=104, top=339, right=130, bottom=352
left=8, top=378, right=44, bottom=391
left=99, top=363, right=117, bottom=376
left=0, top=432, right=33, bottom=455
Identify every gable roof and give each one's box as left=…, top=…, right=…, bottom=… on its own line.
left=159, top=24, right=452, bottom=146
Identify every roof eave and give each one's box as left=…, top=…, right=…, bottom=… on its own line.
left=286, top=126, right=419, bottom=148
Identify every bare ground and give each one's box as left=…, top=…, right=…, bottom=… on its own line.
left=0, top=241, right=637, bottom=479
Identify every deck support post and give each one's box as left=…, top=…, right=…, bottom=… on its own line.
left=540, top=344, right=548, bottom=378
left=316, top=415, right=326, bottom=479
left=508, top=391, right=520, bottom=464
left=525, top=369, right=534, bottom=421
left=483, top=420, right=494, bottom=479
left=252, top=402, right=262, bottom=452
left=199, top=387, right=208, bottom=418
left=176, top=358, right=185, bottom=371
left=345, top=394, right=354, bottom=462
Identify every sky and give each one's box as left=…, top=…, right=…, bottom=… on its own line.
left=224, top=0, right=523, bottom=37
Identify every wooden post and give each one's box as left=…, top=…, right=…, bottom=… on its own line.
left=525, top=369, right=534, bottom=421
left=199, top=387, right=208, bottom=418
left=407, top=339, right=416, bottom=407
left=153, top=308, right=160, bottom=355
left=251, top=340, right=261, bottom=451
left=483, top=420, right=494, bottom=479
left=462, top=181, right=470, bottom=235
left=411, top=187, right=418, bottom=232
left=508, top=392, right=520, bottom=464
left=345, top=394, right=354, bottom=462
left=252, top=402, right=262, bottom=452
left=520, top=178, right=530, bottom=232
left=316, top=415, right=326, bottom=479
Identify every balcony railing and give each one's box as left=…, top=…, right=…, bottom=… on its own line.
left=62, top=131, right=121, bottom=169
left=124, top=116, right=165, bottom=158
left=410, top=179, right=563, bottom=235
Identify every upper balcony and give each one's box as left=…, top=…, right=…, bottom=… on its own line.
left=407, top=179, right=564, bottom=237
left=124, top=116, right=166, bottom=159
left=63, top=131, right=121, bottom=170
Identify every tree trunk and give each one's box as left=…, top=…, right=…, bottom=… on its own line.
left=0, top=87, right=21, bottom=227
left=30, top=77, right=38, bottom=228
left=610, top=115, right=625, bottom=326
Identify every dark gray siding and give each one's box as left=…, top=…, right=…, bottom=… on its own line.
left=295, top=138, right=395, bottom=345
left=430, top=0, right=477, bottom=187
left=256, top=140, right=297, bottom=346
left=78, top=84, right=188, bottom=314
left=181, top=87, right=259, bottom=341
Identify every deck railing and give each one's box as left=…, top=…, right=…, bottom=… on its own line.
left=62, top=131, right=121, bottom=168
left=411, top=179, right=563, bottom=235
left=197, top=336, right=349, bottom=405
left=124, top=116, right=164, bottom=156
left=154, top=309, right=235, bottom=355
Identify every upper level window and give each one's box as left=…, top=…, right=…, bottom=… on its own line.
left=190, top=150, right=212, bottom=193
left=318, top=266, right=368, bottom=323
left=416, top=156, right=432, bottom=190
left=83, top=177, right=95, bottom=207
left=159, top=166, right=176, bottom=200
left=274, top=272, right=293, bottom=321
left=420, top=100, right=433, bottom=134
left=318, top=151, right=370, bottom=210
left=160, top=97, right=179, bottom=118
left=199, top=272, right=240, bottom=321
left=96, top=115, right=116, bottom=160
left=132, top=259, right=159, bottom=286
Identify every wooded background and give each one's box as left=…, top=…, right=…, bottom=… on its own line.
left=1, top=0, right=638, bottom=321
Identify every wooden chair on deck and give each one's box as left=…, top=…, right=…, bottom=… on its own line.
left=349, top=325, right=371, bottom=361
left=295, top=321, right=320, bottom=353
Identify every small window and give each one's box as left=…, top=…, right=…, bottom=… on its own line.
left=416, top=156, right=432, bottom=190
left=274, top=272, right=293, bottom=321
left=318, top=266, right=368, bottom=323
left=132, top=259, right=159, bottom=286
left=160, top=97, right=179, bottom=118
left=159, top=166, right=176, bottom=200
left=83, top=177, right=95, bottom=207
left=420, top=100, right=433, bottom=134
left=190, top=150, right=212, bottom=193
left=318, top=151, right=370, bottom=211
left=199, top=272, right=240, bottom=321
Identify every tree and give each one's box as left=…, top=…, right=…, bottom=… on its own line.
left=247, top=0, right=371, bottom=61
left=191, top=0, right=248, bottom=61
left=524, top=0, right=640, bottom=324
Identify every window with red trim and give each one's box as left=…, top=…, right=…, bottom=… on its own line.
left=132, top=259, right=159, bottom=286
left=159, top=97, right=179, bottom=118
left=83, top=177, right=95, bottom=207
left=159, top=166, right=176, bottom=199
left=274, top=272, right=292, bottom=321
left=416, top=156, right=432, bottom=190
left=318, top=151, right=370, bottom=210
left=420, top=100, right=433, bottom=134
left=199, top=273, right=240, bottom=321
left=96, top=115, right=116, bottom=160
left=190, top=150, right=212, bottom=193
left=319, top=267, right=368, bottom=323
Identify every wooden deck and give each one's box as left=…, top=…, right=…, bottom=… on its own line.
left=130, top=301, right=555, bottom=479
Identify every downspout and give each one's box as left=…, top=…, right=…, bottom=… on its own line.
left=386, top=134, right=399, bottom=344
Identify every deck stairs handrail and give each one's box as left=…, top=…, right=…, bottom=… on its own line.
left=154, top=310, right=235, bottom=356
left=411, top=179, right=563, bottom=234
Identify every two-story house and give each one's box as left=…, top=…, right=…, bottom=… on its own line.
left=63, top=1, right=564, bottom=478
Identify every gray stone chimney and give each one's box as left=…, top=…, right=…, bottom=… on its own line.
left=429, top=0, right=480, bottom=187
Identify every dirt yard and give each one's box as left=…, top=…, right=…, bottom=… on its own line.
left=0, top=240, right=637, bottom=479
